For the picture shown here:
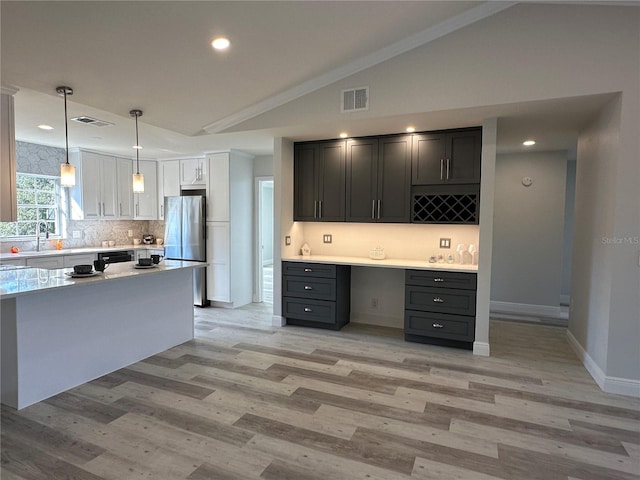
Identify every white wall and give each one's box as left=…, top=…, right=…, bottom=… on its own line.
left=491, top=151, right=568, bottom=308
left=253, top=155, right=273, bottom=177
left=561, top=160, right=576, bottom=303
left=260, top=182, right=274, bottom=265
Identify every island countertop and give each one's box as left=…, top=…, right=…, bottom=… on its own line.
left=0, top=260, right=206, bottom=298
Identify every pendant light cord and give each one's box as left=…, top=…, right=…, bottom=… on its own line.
left=135, top=113, right=140, bottom=174
left=63, top=90, right=69, bottom=165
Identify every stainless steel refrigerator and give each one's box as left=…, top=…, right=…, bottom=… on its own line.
left=164, top=195, right=208, bottom=307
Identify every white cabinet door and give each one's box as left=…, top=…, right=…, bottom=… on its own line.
left=206, top=152, right=229, bottom=221
left=101, top=157, right=118, bottom=219
left=1, top=92, right=17, bottom=222
left=116, top=158, right=134, bottom=219
left=180, top=158, right=206, bottom=186
left=26, top=256, right=64, bottom=269
left=78, top=151, right=102, bottom=219
left=159, top=160, right=180, bottom=220
left=206, top=221, right=230, bottom=302
left=134, top=160, right=157, bottom=220
left=63, top=253, right=96, bottom=268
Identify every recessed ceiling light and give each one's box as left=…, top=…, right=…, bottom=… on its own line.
left=133, top=145, right=143, bottom=150
left=406, top=126, right=416, bottom=133
left=211, top=37, right=230, bottom=50
left=339, top=132, right=348, bottom=138
left=523, top=140, right=536, bottom=146
left=38, top=124, right=53, bottom=130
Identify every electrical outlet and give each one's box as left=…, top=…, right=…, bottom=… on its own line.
left=371, top=298, right=378, bottom=308
left=128, top=229, right=133, bottom=237
left=72, top=230, right=81, bottom=239
left=439, top=238, right=451, bottom=248
left=323, top=234, right=332, bottom=244
left=285, top=235, right=291, bottom=246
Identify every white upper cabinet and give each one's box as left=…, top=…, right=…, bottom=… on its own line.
left=180, top=158, right=207, bottom=187
left=70, top=150, right=118, bottom=220
left=158, top=160, right=180, bottom=220
left=206, top=152, right=230, bottom=222
left=69, top=150, right=156, bottom=220
left=116, top=157, right=134, bottom=219
left=134, top=160, right=157, bottom=220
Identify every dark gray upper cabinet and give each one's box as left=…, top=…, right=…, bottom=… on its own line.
left=412, top=128, right=482, bottom=185
left=294, top=140, right=346, bottom=222
left=345, top=135, right=411, bottom=223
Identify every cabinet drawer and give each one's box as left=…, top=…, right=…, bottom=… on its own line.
left=283, top=275, right=336, bottom=301
left=405, top=285, right=476, bottom=316
left=283, top=297, right=336, bottom=325
left=405, top=310, right=475, bottom=342
left=283, top=262, right=336, bottom=278
left=405, top=270, right=476, bottom=290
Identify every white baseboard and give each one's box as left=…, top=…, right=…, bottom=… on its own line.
left=490, top=301, right=568, bottom=321
left=566, top=330, right=640, bottom=398
left=473, top=341, right=490, bottom=356
left=351, top=312, right=403, bottom=329
left=272, top=315, right=285, bottom=327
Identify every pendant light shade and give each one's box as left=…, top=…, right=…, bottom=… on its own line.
left=56, top=86, right=75, bottom=187
left=130, top=109, right=144, bottom=193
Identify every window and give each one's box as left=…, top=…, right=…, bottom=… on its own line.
left=0, top=173, right=61, bottom=238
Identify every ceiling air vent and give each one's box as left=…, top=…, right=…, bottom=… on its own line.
left=341, top=86, right=369, bottom=113
left=71, top=116, right=114, bottom=127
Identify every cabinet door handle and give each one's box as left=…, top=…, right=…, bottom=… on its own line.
left=319, top=200, right=323, bottom=218
left=102, top=203, right=106, bottom=216
left=119, top=203, right=122, bottom=216
left=304, top=285, right=313, bottom=290
left=432, top=323, right=444, bottom=328
left=434, top=278, right=444, bottom=282
left=304, top=307, right=312, bottom=312
left=98, top=202, right=101, bottom=216
left=446, top=158, right=450, bottom=180
left=314, top=201, right=318, bottom=219
left=377, top=200, right=381, bottom=219
left=433, top=297, right=444, bottom=303
left=161, top=204, right=164, bottom=217
left=440, top=158, right=444, bottom=180
left=304, top=268, right=312, bottom=272
left=372, top=200, right=376, bottom=219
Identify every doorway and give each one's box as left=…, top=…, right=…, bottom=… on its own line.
left=255, top=177, right=274, bottom=305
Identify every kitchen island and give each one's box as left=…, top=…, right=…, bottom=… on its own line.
left=1, top=260, right=205, bottom=409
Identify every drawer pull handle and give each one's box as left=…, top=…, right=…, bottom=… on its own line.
left=434, top=278, right=444, bottom=282
left=433, top=297, right=444, bottom=303
left=304, top=307, right=312, bottom=312
left=304, top=268, right=312, bottom=272
left=304, top=285, right=313, bottom=290
left=432, top=323, right=444, bottom=328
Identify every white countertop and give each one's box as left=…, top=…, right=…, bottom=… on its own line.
left=0, top=244, right=163, bottom=261
left=0, top=260, right=205, bottom=298
left=282, top=255, right=478, bottom=273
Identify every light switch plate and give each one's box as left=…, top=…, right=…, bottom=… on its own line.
left=285, top=236, right=291, bottom=246
left=323, top=234, right=332, bottom=244
left=439, top=238, right=451, bottom=248
left=72, top=230, right=81, bottom=239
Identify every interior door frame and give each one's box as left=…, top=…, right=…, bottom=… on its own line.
left=254, top=176, right=274, bottom=303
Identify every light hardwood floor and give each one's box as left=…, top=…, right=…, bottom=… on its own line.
left=2, top=304, right=639, bottom=479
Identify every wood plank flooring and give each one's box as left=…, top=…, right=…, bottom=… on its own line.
left=2, top=304, right=639, bottom=479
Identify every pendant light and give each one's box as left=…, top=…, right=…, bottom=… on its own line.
left=56, top=86, right=75, bottom=187
left=130, top=109, right=144, bottom=193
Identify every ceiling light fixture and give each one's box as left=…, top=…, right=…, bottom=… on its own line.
left=38, top=124, right=53, bottom=130
left=339, top=132, right=348, bottom=138
left=56, top=86, right=75, bottom=187
left=523, top=140, right=536, bottom=146
left=406, top=126, right=416, bottom=133
left=130, top=109, right=144, bottom=193
left=211, top=37, right=230, bottom=50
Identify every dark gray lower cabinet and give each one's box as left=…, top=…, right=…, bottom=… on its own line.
left=282, top=261, right=351, bottom=330
left=404, top=269, right=477, bottom=349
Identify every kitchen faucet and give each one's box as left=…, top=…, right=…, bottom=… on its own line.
left=35, top=220, right=49, bottom=252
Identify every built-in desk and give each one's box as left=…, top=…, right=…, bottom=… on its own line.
left=282, top=255, right=478, bottom=349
